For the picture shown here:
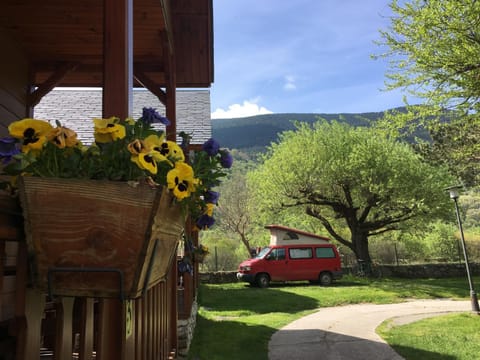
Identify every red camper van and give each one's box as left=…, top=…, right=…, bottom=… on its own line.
left=237, top=225, right=342, bottom=288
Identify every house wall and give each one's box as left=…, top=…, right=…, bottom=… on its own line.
left=34, top=89, right=212, bottom=145
left=0, top=30, right=29, bottom=136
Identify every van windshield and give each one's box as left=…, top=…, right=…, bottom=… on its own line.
left=255, top=247, right=271, bottom=259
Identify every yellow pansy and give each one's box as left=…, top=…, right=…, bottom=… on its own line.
left=46, top=126, right=79, bottom=149
left=166, top=162, right=198, bottom=200
left=8, top=118, right=54, bottom=153
left=93, top=117, right=126, bottom=143
left=157, top=140, right=185, bottom=162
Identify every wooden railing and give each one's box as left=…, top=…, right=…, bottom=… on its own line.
left=0, top=194, right=182, bottom=360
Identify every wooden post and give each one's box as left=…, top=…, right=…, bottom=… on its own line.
left=164, top=34, right=177, bottom=141
left=102, top=0, right=133, bottom=119
left=99, top=0, right=133, bottom=358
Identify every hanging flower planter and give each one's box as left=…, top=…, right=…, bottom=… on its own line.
left=18, top=176, right=185, bottom=299
left=1, top=107, right=233, bottom=299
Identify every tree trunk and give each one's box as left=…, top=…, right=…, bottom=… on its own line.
left=351, top=230, right=371, bottom=263
left=239, top=233, right=252, bottom=257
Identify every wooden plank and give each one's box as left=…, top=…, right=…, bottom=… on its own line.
left=169, top=269, right=178, bottom=355
left=18, top=177, right=183, bottom=299
left=0, top=241, right=5, bottom=322
left=16, top=289, right=45, bottom=360
left=124, top=300, right=135, bottom=360
left=12, top=241, right=27, bottom=360
left=78, top=298, right=94, bottom=360
left=55, top=297, right=75, bottom=360
left=140, top=294, right=147, bottom=360
left=0, top=276, right=16, bottom=321
left=136, top=297, right=146, bottom=360
left=162, top=281, right=168, bottom=359
left=147, top=290, right=153, bottom=359
left=97, top=298, right=123, bottom=360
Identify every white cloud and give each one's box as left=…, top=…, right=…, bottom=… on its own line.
left=283, top=75, right=296, bottom=91
left=211, top=100, right=273, bottom=119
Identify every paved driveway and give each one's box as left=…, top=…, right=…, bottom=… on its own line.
left=268, top=299, right=470, bottom=360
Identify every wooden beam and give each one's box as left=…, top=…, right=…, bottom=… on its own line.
left=160, top=0, right=174, bottom=55
left=163, top=32, right=176, bottom=141
left=102, top=0, right=133, bottom=119
left=28, top=62, right=78, bottom=107
left=134, top=70, right=167, bottom=105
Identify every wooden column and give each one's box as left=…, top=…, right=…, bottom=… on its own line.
left=98, top=0, right=133, bottom=358
left=164, top=35, right=177, bottom=141
left=102, top=0, right=133, bottom=119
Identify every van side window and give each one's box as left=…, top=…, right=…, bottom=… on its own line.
left=270, top=248, right=286, bottom=260
left=289, top=248, right=312, bottom=259
left=316, top=247, right=335, bottom=258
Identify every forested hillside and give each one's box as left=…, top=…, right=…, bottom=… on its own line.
left=211, top=110, right=391, bottom=151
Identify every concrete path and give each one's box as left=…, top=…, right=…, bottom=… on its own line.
left=268, top=299, right=471, bottom=360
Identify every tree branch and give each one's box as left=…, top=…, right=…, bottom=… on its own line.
left=305, top=206, right=353, bottom=250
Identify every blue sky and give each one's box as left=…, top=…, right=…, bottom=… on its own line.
left=210, top=0, right=410, bottom=118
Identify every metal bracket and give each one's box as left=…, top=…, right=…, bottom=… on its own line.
left=47, top=267, right=125, bottom=301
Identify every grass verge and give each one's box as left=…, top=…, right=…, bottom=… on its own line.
left=378, top=313, right=480, bottom=360
left=187, top=276, right=478, bottom=360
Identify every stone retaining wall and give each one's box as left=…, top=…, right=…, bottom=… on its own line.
left=200, top=263, right=480, bottom=283
left=377, top=263, right=480, bottom=278
left=177, top=299, right=198, bottom=359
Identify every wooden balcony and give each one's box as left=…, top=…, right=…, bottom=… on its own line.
left=0, top=192, right=196, bottom=360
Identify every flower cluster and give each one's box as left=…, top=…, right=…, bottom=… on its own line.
left=0, top=107, right=232, bottom=229
left=194, top=243, right=210, bottom=256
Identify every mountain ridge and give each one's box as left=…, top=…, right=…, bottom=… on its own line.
left=211, top=109, right=398, bottom=151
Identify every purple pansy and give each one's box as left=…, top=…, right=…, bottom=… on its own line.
left=202, top=138, right=220, bottom=156
left=220, top=150, right=233, bottom=168
left=0, top=137, right=20, bottom=164
left=178, top=258, right=193, bottom=275
left=204, top=190, right=220, bottom=205
left=141, top=107, right=170, bottom=126
left=196, top=214, right=215, bottom=230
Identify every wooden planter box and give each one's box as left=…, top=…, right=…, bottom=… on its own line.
left=17, top=176, right=185, bottom=299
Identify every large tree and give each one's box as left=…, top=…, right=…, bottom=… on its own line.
left=248, top=121, right=454, bottom=263
left=375, top=0, right=480, bottom=186
left=377, top=0, right=480, bottom=114
left=415, top=117, right=480, bottom=186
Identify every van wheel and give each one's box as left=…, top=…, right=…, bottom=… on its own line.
left=256, top=273, right=270, bottom=288
left=319, top=272, right=333, bottom=286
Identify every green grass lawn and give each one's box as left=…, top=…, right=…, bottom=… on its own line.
left=187, top=276, right=479, bottom=360
left=378, top=313, right=480, bottom=360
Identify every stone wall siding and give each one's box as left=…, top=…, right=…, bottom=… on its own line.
left=34, top=89, right=212, bottom=145
left=177, top=299, right=198, bottom=359
left=200, top=263, right=480, bottom=283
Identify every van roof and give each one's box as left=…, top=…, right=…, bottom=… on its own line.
left=265, top=224, right=330, bottom=242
